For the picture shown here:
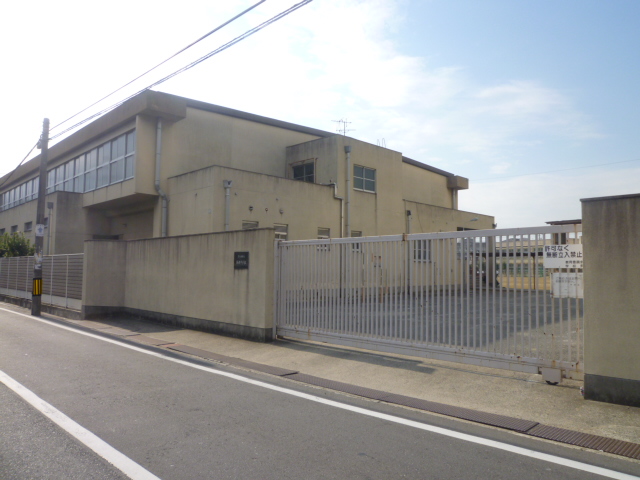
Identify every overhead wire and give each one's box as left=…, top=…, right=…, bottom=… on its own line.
left=50, top=0, right=267, bottom=133
left=0, top=142, right=39, bottom=190
left=50, top=0, right=314, bottom=141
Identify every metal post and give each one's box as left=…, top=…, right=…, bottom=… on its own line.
left=32, top=118, right=49, bottom=316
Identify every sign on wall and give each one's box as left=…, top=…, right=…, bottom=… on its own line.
left=543, top=244, right=583, bottom=269
left=234, top=252, right=249, bottom=270
left=552, top=273, right=584, bottom=298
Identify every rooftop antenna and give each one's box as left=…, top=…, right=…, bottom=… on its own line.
left=333, top=118, right=354, bottom=136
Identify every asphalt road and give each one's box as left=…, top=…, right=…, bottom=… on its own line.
left=0, top=307, right=637, bottom=480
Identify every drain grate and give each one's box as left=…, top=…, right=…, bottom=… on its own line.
left=527, top=424, right=640, bottom=459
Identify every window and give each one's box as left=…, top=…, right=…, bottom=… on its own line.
left=354, top=165, right=376, bottom=193
left=10, top=225, right=18, bottom=233
left=413, top=239, right=431, bottom=262
left=274, top=224, right=288, bottom=240
left=242, top=221, right=259, bottom=230
left=1, top=130, right=134, bottom=212
left=351, top=230, right=362, bottom=251
left=291, top=159, right=315, bottom=183
left=317, top=227, right=330, bottom=239
left=24, top=221, right=32, bottom=232
left=73, top=155, right=85, bottom=193
left=0, top=229, right=4, bottom=235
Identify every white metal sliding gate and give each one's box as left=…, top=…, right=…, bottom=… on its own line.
left=274, top=225, right=583, bottom=379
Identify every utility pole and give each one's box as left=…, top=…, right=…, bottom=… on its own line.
left=32, top=118, right=49, bottom=316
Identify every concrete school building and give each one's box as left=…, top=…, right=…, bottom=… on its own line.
left=0, top=91, right=493, bottom=252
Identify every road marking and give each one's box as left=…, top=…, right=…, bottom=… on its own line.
left=0, top=368, right=161, bottom=480
left=2, top=307, right=638, bottom=480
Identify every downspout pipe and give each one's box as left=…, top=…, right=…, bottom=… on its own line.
left=327, top=183, right=344, bottom=238
left=223, top=180, right=232, bottom=231
left=344, top=145, right=352, bottom=237
left=155, top=118, right=169, bottom=237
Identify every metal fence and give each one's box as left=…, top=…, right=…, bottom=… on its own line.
left=0, top=254, right=83, bottom=310
left=275, top=225, right=583, bottom=378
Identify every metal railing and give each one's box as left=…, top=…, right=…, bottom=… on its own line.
left=0, top=254, right=83, bottom=310
left=275, top=225, right=583, bottom=378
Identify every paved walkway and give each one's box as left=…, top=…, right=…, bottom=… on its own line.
left=5, top=303, right=639, bottom=461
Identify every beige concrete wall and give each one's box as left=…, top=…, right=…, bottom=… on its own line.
left=405, top=201, right=494, bottom=233
left=0, top=191, right=91, bottom=254
left=161, top=108, right=322, bottom=181
left=168, top=165, right=342, bottom=240
left=54, top=192, right=88, bottom=254
left=82, top=240, right=127, bottom=308
left=83, top=229, right=276, bottom=341
left=582, top=194, right=640, bottom=406
left=402, top=162, right=454, bottom=209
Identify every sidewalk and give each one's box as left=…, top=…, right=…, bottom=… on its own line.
left=9, top=303, right=639, bottom=460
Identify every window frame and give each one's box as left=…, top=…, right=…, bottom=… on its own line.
left=274, top=224, right=288, bottom=241
left=353, top=165, right=376, bottom=193
left=290, top=158, right=316, bottom=183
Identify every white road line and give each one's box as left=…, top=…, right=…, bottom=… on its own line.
left=0, top=369, right=161, bottom=480
left=2, top=306, right=638, bottom=480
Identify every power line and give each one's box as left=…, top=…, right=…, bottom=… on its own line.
left=0, top=142, right=39, bottom=190
left=50, top=0, right=267, bottom=133
left=474, top=158, right=640, bottom=182
left=50, top=0, right=314, bottom=141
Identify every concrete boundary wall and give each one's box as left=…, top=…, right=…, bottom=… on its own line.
left=82, top=229, right=275, bottom=341
left=582, top=193, right=640, bottom=407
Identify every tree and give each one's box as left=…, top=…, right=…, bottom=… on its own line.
left=0, top=232, right=36, bottom=257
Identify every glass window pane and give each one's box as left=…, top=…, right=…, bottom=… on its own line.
left=114, top=135, right=125, bottom=159
left=64, top=179, right=73, bottom=191
left=56, top=166, right=64, bottom=185
left=75, top=155, right=85, bottom=174
left=86, top=149, right=97, bottom=170
left=126, top=131, right=136, bottom=154
left=125, top=155, right=135, bottom=179
left=97, top=165, right=109, bottom=188
left=104, top=142, right=112, bottom=162
left=74, top=175, right=84, bottom=193
left=110, top=159, right=124, bottom=183
left=47, top=171, right=54, bottom=193
left=85, top=169, right=96, bottom=191
left=365, top=179, right=375, bottom=192
left=354, top=177, right=364, bottom=190
left=26, top=181, right=32, bottom=198
left=354, top=166, right=363, bottom=178
left=65, top=162, right=74, bottom=180
left=364, top=168, right=375, bottom=180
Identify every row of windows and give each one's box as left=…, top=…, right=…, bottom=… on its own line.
left=0, top=177, right=40, bottom=210
left=0, top=131, right=136, bottom=211
left=46, top=130, right=136, bottom=195
left=0, top=219, right=46, bottom=235
left=291, top=160, right=377, bottom=193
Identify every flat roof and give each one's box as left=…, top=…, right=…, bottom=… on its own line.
left=1, top=91, right=457, bottom=189
left=402, top=156, right=455, bottom=177
left=580, top=193, right=640, bottom=203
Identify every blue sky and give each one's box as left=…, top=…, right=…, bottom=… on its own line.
left=2, top=0, right=639, bottom=228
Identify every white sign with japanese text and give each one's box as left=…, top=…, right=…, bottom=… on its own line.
left=543, top=244, right=583, bottom=269
left=552, top=273, right=584, bottom=298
